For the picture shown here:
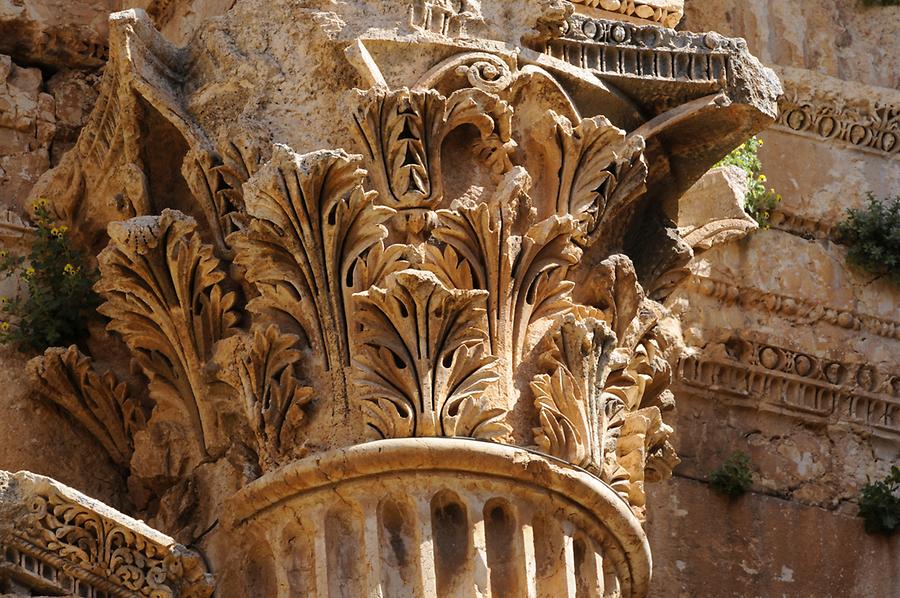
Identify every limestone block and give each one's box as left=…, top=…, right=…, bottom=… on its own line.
left=0, top=0, right=116, bottom=69
left=44, top=68, right=100, bottom=162
left=675, top=165, right=757, bottom=252
left=0, top=55, right=53, bottom=212
left=682, top=0, right=900, bottom=90
left=646, top=476, right=900, bottom=598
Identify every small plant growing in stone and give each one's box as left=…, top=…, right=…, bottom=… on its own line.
left=858, top=466, right=900, bottom=535
left=708, top=452, right=754, bottom=498
left=0, top=199, right=99, bottom=352
left=715, top=136, right=781, bottom=228
left=833, top=193, right=900, bottom=285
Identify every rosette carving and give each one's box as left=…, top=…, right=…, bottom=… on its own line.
left=353, top=269, right=507, bottom=440
left=230, top=146, right=394, bottom=410
left=352, top=86, right=515, bottom=210
left=96, top=209, right=240, bottom=460
left=27, top=345, right=147, bottom=467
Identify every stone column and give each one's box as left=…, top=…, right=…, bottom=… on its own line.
left=15, top=1, right=779, bottom=596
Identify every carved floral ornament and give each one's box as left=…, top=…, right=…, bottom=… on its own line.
left=1, top=472, right=213, bottom=597
left=26, top=44, right=682, bottom=521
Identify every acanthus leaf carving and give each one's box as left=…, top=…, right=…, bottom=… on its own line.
left=431, top=167, right=581, bottom=380
left=183, top=133, right=264, bottom=258
left=616, top=406, right=678, bottom=514
left=532, top=314, right=617, bottom=471
left=352, top=269, right=507, bottom=440
left=27, top=345, right=148, bottom=468
left=550, top=112, right=648, bottom=248
left=602, top=333, right=679, bottom=512
left=352, top=86, right=515, bottom=210
left=214, top=325, right=314, bottom=471
left=230, top=146, right=394, bottom=411
left=96, top=209, right=240, bottom=461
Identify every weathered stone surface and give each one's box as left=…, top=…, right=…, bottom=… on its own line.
left=683, top=0, right=900, bottom=90
left=124, top=0, right=237, bottom=46
left=0, top=0, right=116, bottom=69
left=646, top=476, right=900, bottom=598
left=17, top=1, right=900, bottom=597
left=646, top=3, right=900, bottom=595
left=0, top=469, right=213, bottom=597
left=0, top=54, right=99, bottom=212
left=0, top=55, right=53, bottom=212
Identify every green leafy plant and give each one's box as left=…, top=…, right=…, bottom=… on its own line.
left=716, top=136, right=782, bottom=227
left=708, top=452, right=754, bottom=498
left=0, top=199, right=100, bottom=352
left=858, top=466, right=900, bottom=535
left=833, top=194, right=900, bottom=284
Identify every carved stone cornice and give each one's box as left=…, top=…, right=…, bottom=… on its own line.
left=773, top=67, right=900, bottom=159
left=768, top=207, right=836, bottom=241
left=685, top=274, right=900, bottom=342
left=676, top=338, right=900, bottom=441
left=0, top=471, right=213, bottom=598
left=535, top=15, right=734, bottom=89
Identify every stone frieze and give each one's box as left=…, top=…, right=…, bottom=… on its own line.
left=687, top=274, right=900, bottom=342
left=677, top=338, right=900, bottom=441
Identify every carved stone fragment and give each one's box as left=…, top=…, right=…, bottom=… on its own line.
left=27, top=346, right=147, bottom=467
left=96, top=209, right=240, bottom=462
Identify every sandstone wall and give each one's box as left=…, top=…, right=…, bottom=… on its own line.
left=0, top=2, right=114, bottom=505
left=647, top=1, right=900, bottom=596
left=648, top=476, right=900, bottom=598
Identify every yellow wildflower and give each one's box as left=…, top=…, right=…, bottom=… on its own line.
left=33, top=198, right=49, bottom=209
left=51, top=227, right=60, bottom=236
left=0, top=322, right=9, bottom=331
left=24, top=267, right=35, bottom=277
left=58, top=225, right=68, bottom=234
left=63, top=263, right=76, bottom=275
